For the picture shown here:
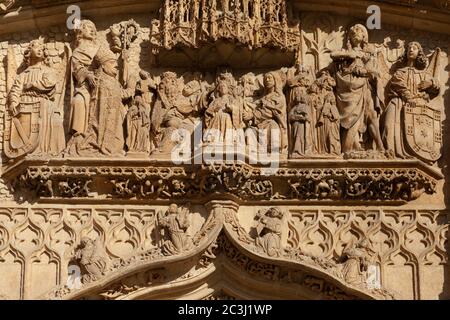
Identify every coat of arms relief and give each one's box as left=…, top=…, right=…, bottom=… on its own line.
left=0, top=0, right=449, bottom=300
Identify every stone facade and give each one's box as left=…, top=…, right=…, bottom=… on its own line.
left=0, top=0, right=449, bottom=300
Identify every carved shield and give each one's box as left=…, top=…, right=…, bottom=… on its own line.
left=404, top=104, right=442, bottom=162
left=3, top=103, right=42, bottom=159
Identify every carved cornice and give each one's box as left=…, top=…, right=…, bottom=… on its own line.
left=0, top=0, right=449, bottom=37
left=2, top=158, right=442, bottom=204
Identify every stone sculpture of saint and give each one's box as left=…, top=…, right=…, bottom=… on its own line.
left=382, top=41, right=441, bottom=159
left=157, top=204, right=193, bottom=255
left=69, top=20, right=111, bottom=136
left=204, top=72, right=244, bottom=144
left=330, top=24, right=384, bottom=153
left=126, top=94, right=151, bottom=155
left=287, top=64, right=314, bottom=157
left=316, top=71, right=341, bottom=155
left=6, top=38, right=65, bottom=158
left=66, top=51, right=135, bottom=157
left=255, top=207, right=284, bottom=257
left=251, top=71, right=288, bottom=154
left=340, top=239, right=372, bottom=286
left=151, top=72, right=195, bottom=154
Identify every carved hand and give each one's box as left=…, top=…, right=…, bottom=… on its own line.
left=407, top=98, right=417, bottom=108
left=9, top=102, right=19, bottom=116
left=86, top=73, right=97, bottom=88
left=418, top=80, right=433, bottom=91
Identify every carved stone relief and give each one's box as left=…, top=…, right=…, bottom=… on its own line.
left=0, top=0, right=449, bottom=301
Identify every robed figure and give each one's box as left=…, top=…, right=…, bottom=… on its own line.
left=382, top=41, right=441, bottom=162
left=65, top=51, right=135, bottom=157
left=4, top=38, right=68, bottom=159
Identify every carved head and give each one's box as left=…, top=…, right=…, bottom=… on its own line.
left=348, top=24, right=368, bottom=48
left=263, top=71, right=283, bottom=94
left=215, top=72, right=235, bottom=98
left=24, top=38, right=47, bottom=66
left=318, top=70, right=336, bottom=90
left=159, top=71, right=179, bottom=98
left=400, top=41, right=428, bottom=70
left=239, top=73, right=258, bottom=97
left=98, top=51, right=118, bottom=77
left=77, top=20, right=97, bottom=42
left=168, top=203, right=178, bottom=215
left=80, top=237, right=94, bottom=248
left=267, top=207, right=283, bottom=219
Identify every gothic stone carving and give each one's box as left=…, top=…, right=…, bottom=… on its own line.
left=73, top=237, right=108, bottom=283
left=157, top=204, right=194, bottom=255
left=0, top=20, right=445, bottom=169
left=150, top=0, right=301, bottom=52
left=254, top=207, right=285, bottom=257
left=0, top=0, right=449, bottom=301
left=8, top=161, right=440, bottom=203
left=4, top=38, right=68, bottom=159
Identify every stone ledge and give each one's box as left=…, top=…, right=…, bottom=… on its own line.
left=2, top=158, right=442, bottom=204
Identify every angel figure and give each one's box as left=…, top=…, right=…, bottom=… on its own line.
left=157, top=204, right=193, bottom=255
left=73, top=237, right=108, bottom=283
left=382, top=41, right=441, bottom=162
left=340, top=239, right=374, bottom=287
left=254, top=207, right=284, bottom=257
left=4, top=38, right=69, bottom=159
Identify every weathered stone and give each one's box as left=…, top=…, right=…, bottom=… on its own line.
left=0, top=0, right=449, bottom=301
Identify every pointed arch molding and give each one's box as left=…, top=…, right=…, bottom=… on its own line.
left=43, top=202, right=393, bottom=300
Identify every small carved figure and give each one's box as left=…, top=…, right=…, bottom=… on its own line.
left=151, top=72, right=196, bottom=154
left=315, top=70, right=341, bottom=155
left=126, top=94, right=151, bottom=154
left=287, top=64, right=314, bottom=157
left=73, top=237, right=108, bottom=283
left=254, top=207, right=284, bottom=257
left=382, top=41, right=441, bottom=162
left=340, top=239, right=374, bottom=287
left=157, top=204, right=193, bottom=255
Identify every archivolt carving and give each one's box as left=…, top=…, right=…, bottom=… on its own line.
left=0, top=203, right=446, bottom=300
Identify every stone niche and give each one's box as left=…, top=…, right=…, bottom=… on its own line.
left=0, top=0, right=449, bottom=300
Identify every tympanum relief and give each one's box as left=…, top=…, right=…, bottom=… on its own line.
left=1, top=17, right=446, bottom=165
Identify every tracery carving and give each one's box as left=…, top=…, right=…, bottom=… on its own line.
left=150, top=0, right=301, bottom=52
